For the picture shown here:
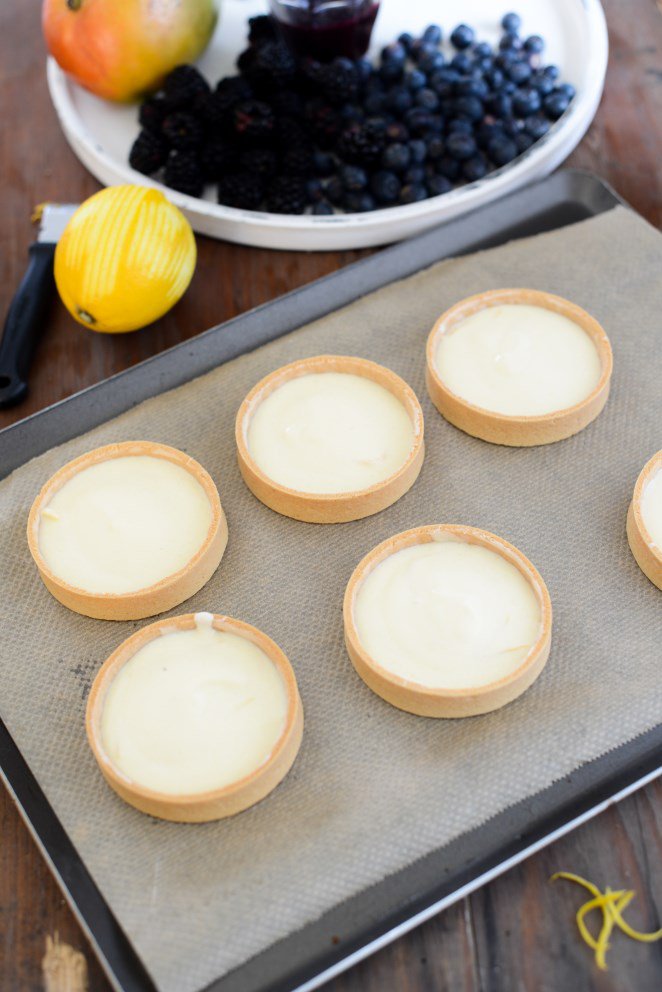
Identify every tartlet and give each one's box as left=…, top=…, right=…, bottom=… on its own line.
left=236, top=354, right=425, bottom=523
left=86, top=612, right=304, bottom=822
left=344, top=524, right=552, bottom=718
left=27, top=441, right=227, bottom=620
left=626, top=450, right=662, bottom=591
left=425, top=288, right=613, bottom=446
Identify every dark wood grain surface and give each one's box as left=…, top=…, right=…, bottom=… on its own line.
left=1, top=1, right=661, bottom=988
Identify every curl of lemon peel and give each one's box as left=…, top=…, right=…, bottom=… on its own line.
left=551, top=872, right=662, bottom=970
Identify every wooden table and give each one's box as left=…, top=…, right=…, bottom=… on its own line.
left=1, top=1, right=661, bottom=988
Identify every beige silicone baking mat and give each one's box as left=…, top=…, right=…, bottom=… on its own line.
left=0, top=205, right=661, bottom=992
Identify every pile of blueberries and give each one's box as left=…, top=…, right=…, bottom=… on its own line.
left=130, top=11, right=575, bottom=214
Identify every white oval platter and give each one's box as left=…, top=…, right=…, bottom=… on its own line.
left=46, top=0, right=608, bottom=250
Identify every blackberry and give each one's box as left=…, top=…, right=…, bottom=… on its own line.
left=237, top=47, right=258, bottom=74
left=276, top=116, right=312, bottom=152
left=248, top=14, right=277, bottom=47
left=265, top=176, right=307, bottom=214
left=337, top=122, right=385, bottom=166
left=305, top=101, right=341, bottom=149
left=270, top=89, right=305, bottom=119
left=163, top=65, right=210, bottom=110
left=248, top=42, right=297, bottom=91
left=232, top=100, right=275, bottom=142
left=199, top=139, right=237, bottom=180
left=214, top=76, right=253, bottom=116
left=138, top=96, right=167, bottom=133
left=217, top=174, right=264, bottom=210
left=239, top=146, right=279, bottom=177
left=282, top=146, right=315, bottom=177
left=319, top=58, right=360, bottom=106
left=162, top=112, right=203, bottom=149
left=164, top=149, right=203, bottom=197
left=129, top=129, right=168, bottom=174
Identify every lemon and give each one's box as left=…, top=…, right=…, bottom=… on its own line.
left=54, top=185, right=196, bottom=333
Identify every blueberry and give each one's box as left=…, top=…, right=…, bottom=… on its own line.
left=447, top=118, right=473, bottom=134
left=530, top=73, right=555, bottom=97
left=380, top=61, right=404, bottom=84
left=500, top=80, right=517, bottom=94
left=313, top=150, right=335, bottom=176
left=451, top=53, right=473, bottom=74
left=385, top=121, right=409, bottom=142
left=382, top=142, right=411, bottom=171
left=411, top=40, right=437, bottom=63
left=425, top=135, right=445, bottom=159
left=404, top=164, right=426, bottom=184
left=457, top=77, right=490, bottom=100
left=515, top=132, right=534, bottom=153
left=544, top=92, right=569, bottom=119
left=543, top=64, right=560, bottom=80
left=524, top=35, right=545, bottom=54
left=400, top=183, right=428, bottom=204
left=485, top=67, right=505, bottom=89
left=343, top=191, right=376, bottom=212
left=450, top=24, right=475, bottom=50
left=416, top=88, right=440, bottom=110
left=524, top=114, right=550, bottom=139
left=487, top=134, right=518, bottom=165
left=404, top=108, right=434, bottom=135
left=429, top=68, right=461, bottom=97
left=512, top=87, right=542, bottom=117
left=499, top=32, right=522, bottom=52
left=306, top=178, right=324, bottom=202
left=556, top=82, right=576, bottom=101
left=427, top=174, right=453, bottom=196
left=473, top=41, right=492, bottom=59
left=363, top=91, right=387, bottom=114
left=398, top=32, right=414, bottom=52
left=409, top=139, right=427, bottom=163
left=476, top=120, right=505, bottom=148
left=340, top=103, right=364, bottom=123
left=312, top=200, right=334, bottom=215
left=446, top=131, right=477, bottom=160
left=508, top=60, right=532, bottom=84
left=381, top=42, right=406, bottom=64
left=454, top=95, right=484, bottom=121
left=356, top=58, right=373, bottom=82
left=463, top=154, right=489, bottom=181
left=501, top=12, right=522, bottom=34
left=502, top=116, right=522, bottom=137
left=422, top=24, right=442, bottom=45
left=427, top=114, right=444, bottom=133
left=387, top=87, right=413, bottom=113
left=340, top=164, right=368, bottom=190
left=437, top=155, right=461, bottom=180
left=407, top=70, right=427, bottom=91
left=488, top=92, right=513, bottom=118
left=419, top=52, right=446, bottom=74
left=325, top=175, right=344, bottom=205
left=370, top=169, right=401, bottom=203
left=473, top=55, right=494, bottom=73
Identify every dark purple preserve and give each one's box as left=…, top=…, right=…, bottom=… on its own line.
left=269, top=0, right=380, bottom=61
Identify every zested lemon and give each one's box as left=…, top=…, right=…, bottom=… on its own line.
left=54, top=185, right=196, bottom=333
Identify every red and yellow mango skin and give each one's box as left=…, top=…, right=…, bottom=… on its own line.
left=42, top=0, right=217, bottom=102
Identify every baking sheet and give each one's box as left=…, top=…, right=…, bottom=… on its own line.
left=2, top=172, right=659, bottom=988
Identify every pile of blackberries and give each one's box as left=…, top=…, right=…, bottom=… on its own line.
left=129, top=12, right=575, bottom=215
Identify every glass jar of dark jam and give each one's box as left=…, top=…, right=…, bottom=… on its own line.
left=269, top=0, right=380, bottom=61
